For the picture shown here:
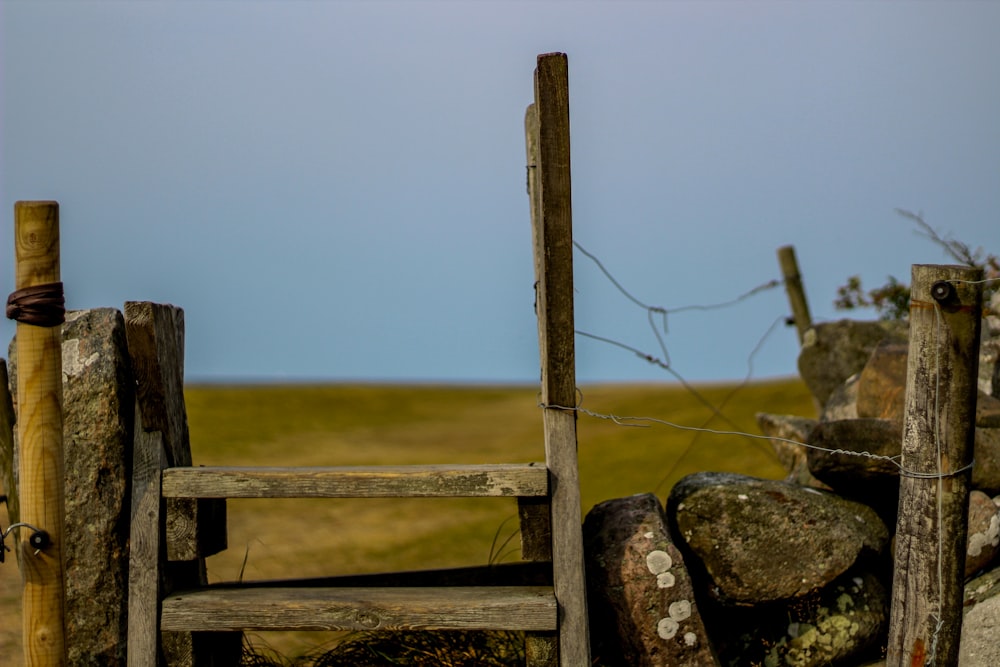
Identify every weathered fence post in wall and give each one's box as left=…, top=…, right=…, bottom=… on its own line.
left=126, top=301, right=236, bottom=667
left=777, top=245, right=812, bottom=345
left=526, top=52, right=591, bottom=667
left=887, top=264, right=983, bottom=666
left=11, top=201, right=67, bottom=666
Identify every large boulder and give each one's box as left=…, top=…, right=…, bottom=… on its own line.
left=667, top=472, right=889, bottom=605
left=584, top=493, right=718, bottom=667
left=798, top=320, right=906, bottom=408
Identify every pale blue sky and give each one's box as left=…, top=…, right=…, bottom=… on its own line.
left=2, top=1, right=998, bottom=384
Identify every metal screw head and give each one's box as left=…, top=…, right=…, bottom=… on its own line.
left=931, top=281, right=956, bottom=304
left=28, top=530, right=50, bottom=551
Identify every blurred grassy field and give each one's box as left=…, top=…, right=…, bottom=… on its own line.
left=184, top=378, right=814, bottom=658
left=0, top=377, right=815, bottom=661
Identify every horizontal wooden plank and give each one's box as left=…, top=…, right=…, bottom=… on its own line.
left=161, top=586, right=557, bottom=632
left=161, top=464, right=549, bottom=498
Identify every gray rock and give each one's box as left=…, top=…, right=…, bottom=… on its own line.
left=856, top=341, right=908, bottom=421
left=962, top=560, right=1000, bottom=666
left=668, top=472, right=889, bottom=605
left=973, top=427, right=1000, bottom=495
left=755, top=413, right=826, bottom=488
left=806, top=419, right=902, bottom=525
left=960, top=594, right=1000, bottom=666
left=977, top=392, right=1000, bottom=428
left=980, top=339, right=1000, bottom=397
left=584, top=493, right=719, bottom=667
left=822, top=374, right=859, bottom=422
left=965, top=491, right=1000, bottom=579
left=60, top=309, right=134, bottom=667
left=797, top=319, right=907, bottom=408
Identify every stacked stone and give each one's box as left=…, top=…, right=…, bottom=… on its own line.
left=585, top=299, right=1000, bottom=666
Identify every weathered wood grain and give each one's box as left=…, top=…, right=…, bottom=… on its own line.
left=161, top=586, right=557, bottom=632
left=887, top=264, right=983, bottom=666
left=14, top=201, right=67, bottom=666
left=161, top=464, right=548, bottom=498
left=530, top=52, right=591, bottom=667
left=127, top=421, right=168, bottom=667
left=124, top=302, right=236, bottom=666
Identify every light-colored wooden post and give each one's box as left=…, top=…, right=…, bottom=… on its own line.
left=777, top=245, right=812, bottom=345
left=529, top=52, right=591, bottom=667
left=886, top=264, right=983, bottom=666
left=13, top=201, right=67, bottom=666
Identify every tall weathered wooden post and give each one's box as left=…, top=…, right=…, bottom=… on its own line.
left=526, top=52, right=591, bottom=667
left=887, top=264, right=983, bottom=666
left=10, top=201, right=67, bottom=665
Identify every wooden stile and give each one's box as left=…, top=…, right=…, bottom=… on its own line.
left=126, top=54, right=588, bottom=667
left=13, top=201, right=67, bottom=666
left=886, top=264, right=983, bottom=666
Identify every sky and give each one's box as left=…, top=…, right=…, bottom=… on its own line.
left=2, top=1, right=998, bottom=385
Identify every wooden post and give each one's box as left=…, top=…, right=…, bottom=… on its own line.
left=125, top=302, right=239, bottom=666
left=886, top=264, right=983, bottom=666
left=529, top=52, right=591, bottom=667
left=777, top=245, right=812, bottom=345
left=13, top=201, right=67, bottom=665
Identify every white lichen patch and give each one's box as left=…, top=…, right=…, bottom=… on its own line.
left=737, top=494, right=749, bottom=501
left=657, top=617, right=679, bottom=640
left=62, top=339, right=99, bottom=379
left=644, top=531, right=654, bottom=539
left=969, top=513, right=1000, bottom=557
left=657, top=572, right=676, bottom=588
left=646, top=550, right=672, bottom=575
left=668, top=599, right=692, bottom=621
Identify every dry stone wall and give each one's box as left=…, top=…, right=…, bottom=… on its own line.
left=585, top=309, right=1000, bottom=666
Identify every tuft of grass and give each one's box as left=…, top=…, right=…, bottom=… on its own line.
left=239, top=631, right=525, bottom=667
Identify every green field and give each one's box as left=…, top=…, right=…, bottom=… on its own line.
left=181, top=378, right=814, bottom=658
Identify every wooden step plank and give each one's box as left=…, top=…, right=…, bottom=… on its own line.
left=161, top=464, right=549, bottom=499
left=161, top=586, right=557, bottom=632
